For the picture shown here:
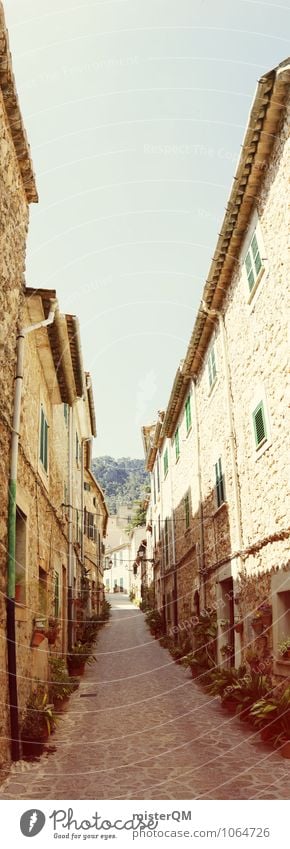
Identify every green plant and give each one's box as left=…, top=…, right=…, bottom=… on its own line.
left=230, top=672, right=271, bottom=719
left=101, top=600, right=111, bottom=621
left=145, top=608, right=164, bottom=637
left=208, top=666, right=246, bottom=697
left=250, top=685, right=290, bottom=746
left=278, top=637, right=290, bottom=657
left=79, top=614, right=102, bottom=645
left=67, top=642, right=96, bottom=668
left=21, top=685, right=58, bottom=744
left=48, top=656, right=78, bottom=705
left=219, top=619, right=230, bottom=628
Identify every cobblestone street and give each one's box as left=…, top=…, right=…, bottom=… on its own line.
left=1, top=596, right=290, bottom=801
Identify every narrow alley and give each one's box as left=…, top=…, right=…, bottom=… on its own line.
left=1, top=596, right=290, bottom=801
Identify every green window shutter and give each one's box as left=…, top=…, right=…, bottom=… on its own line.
left=253, top=402, right=267, bottom=448
left=215, top=458, right=225, bottom=507
left=157, top=456, right=160, bottom=492
left=164, top=448, right=168, bottom=477
left=185, top=397, right=192, bottom=432
left=40, top=408, right=48, bottom=471
left=208, top=346, right=217, bottom=388
left=40, top=408, right=44, bottom=464
left=185, top=494, right=190, bottom=529
left=153, top=471, right=156, bottom=504
left=175, top=428, right=180, bottom=460
left=251, top=233, right=262, bottom=276
left=44, top=419, right=48, bottom=472
left=54, top=571, right=60, bottom=618
left=245, top=250, right=255, bottom=291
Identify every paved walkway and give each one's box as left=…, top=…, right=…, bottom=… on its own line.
left=1, top=596, right=290, bottom=800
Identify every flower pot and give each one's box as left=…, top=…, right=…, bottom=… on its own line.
left=280, top=741, right=290, bottom=759
left=47, top=628, right=58, bottom=645
left=67, top=658, right=85, bottom=676
left=31, top=630, right=46, bottom=648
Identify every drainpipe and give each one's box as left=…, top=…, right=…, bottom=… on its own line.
left=168, top=438, right=178, bottom=633
left=7, top=299, right=57, bottom=761
left=191, top=377, right=206, bottom=609
left=67, top=404, right=74, bottom=652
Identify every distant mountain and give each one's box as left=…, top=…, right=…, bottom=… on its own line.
left=92, top=456, right=150, bottom=514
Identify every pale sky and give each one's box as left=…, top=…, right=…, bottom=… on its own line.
left=4, top=0, right=289, bottom=457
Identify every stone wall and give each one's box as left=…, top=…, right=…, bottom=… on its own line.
left=15, top=308, right=70, bottom=720
left=0, top=88, right=30, bottom=774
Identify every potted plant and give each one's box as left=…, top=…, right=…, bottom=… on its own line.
left=67, top=642, right=96, bottom=676
left=45, top=617, right=60, bottom=645
left=21, top=686, right=58, bottom=757
left=278, top=637, right=290, bottom=660
left=259, top=603, right=272, bottom=629
left=48, top=656, right=79, bottom=712
left=251, top=611, right=264, bottom=635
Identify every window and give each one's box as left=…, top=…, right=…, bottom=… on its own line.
left=184, top=494, right=190, bottom=530
left=208, top=345, right=217, bottom=390
left=245, top=230, right=263, bottom=293
left=54, top=571, right=60, bottom=618
left=38, top=567, right=47, bottom=616
left=174, top=428, right=180, bottom=461
left=158, top=514, right=161, bottom=542
left=164, top=518, right=169, bottom=566
left=84, top=482, right=91, bottom=492
left=215, top=458, right=226, bottom=508
left=93, top=497, right=96, bottom=507
left=15, top=506, right=27, bottom=605
left=156, top=455, right=160, bottom=493
left=253, top=401, right=267, bottom=449
left=153, top=525, right=156, bottom=548
left=63, top=403, right=69, bottom=425
left=163, top=448, right=168, bottom=478
left=185, top=396, right=192, bottom=432
left=76, top=432, right=80, bottom=465
left=76, top=509, right=82, bottom=544
left=39, top=407, right=48, bottom=472
left=152, top=471, right=156, bottom=504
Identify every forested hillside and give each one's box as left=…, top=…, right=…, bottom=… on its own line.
left=92, top=456, right=149, bottom=514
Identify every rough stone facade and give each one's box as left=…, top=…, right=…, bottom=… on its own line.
left=143, top=65, right=290, bottom=673
left=0, top=5, right=38, bottom=774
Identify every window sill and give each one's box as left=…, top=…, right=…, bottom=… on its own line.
left=254, top=438, right=272, bottom=461
left=212, top=501, right=228, bottom=518
left=247, top=265, right=265, bottom=305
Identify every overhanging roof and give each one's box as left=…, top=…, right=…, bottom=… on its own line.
left=25, top=288, right=85, bottom=404
left=0, top=3, right=38, bottom=203
left=161, top=58, right=290, bottom=439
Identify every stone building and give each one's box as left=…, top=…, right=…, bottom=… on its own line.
left=0, top=4, right=38, bottom=772
left=83, top=444, right=108, bottom=616
left=142, top=58, right=290, bottom=674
